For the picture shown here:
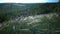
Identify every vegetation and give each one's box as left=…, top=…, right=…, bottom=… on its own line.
left=0, top=3, right=60, bottom=34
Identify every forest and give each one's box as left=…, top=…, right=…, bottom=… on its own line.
left=0, top=3, right=60, bottom=34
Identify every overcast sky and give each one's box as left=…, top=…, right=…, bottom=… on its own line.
left=0, top=0, right=59, bottom=3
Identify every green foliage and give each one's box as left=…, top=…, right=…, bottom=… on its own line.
left=0, top=3, right=60, bottom=34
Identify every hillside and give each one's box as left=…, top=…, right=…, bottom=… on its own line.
left=0, top=3, right=60, bottom=34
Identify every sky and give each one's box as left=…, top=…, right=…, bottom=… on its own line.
left=0, top=0, right=59, bottom=3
